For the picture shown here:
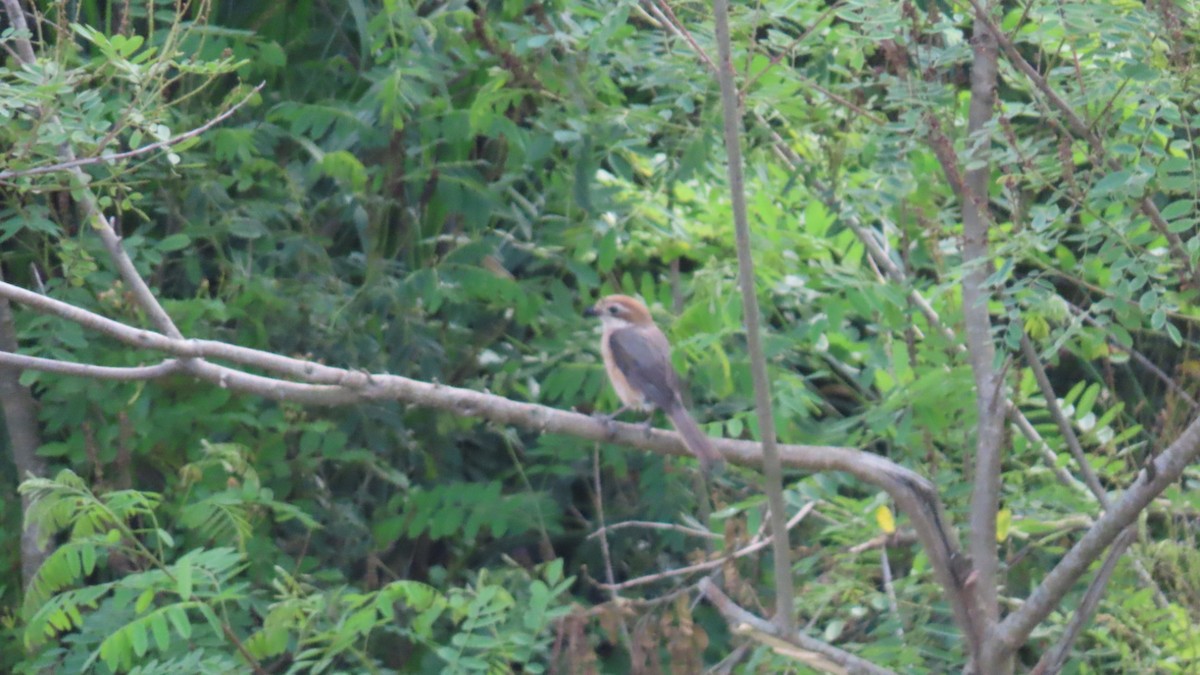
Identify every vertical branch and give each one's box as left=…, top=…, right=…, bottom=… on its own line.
left=1, top=0, right=35, bottom=63
left=0, top=285, right=49, bottom=589
left=959, top=3, right=1003, bottom=659
left=0, top=0, right=49, bottom=592
left=710, top=0, right=795, bottom=633
left=591, top=446, right=634, bottom=661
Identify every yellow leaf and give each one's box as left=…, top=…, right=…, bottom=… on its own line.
left=996, top=508, right=1012, bottom=542
left=1025, top=315, right=1050, bottom=341
left=875, top=505, right=896, bottom=534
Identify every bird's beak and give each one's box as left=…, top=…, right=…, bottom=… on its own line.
left=583, top=304, right=599, bottom=318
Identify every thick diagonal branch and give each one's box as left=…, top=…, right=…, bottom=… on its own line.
left=1030, top=527, right=1136, bottom=675
left=0, top=278, right=964, bottom=628
left=995, top=414, right=1200, bottom=651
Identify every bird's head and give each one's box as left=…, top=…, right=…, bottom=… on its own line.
left=584, top=294, right=655, bottom=328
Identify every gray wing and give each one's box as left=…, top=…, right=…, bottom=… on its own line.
left=608, top=326, right=682, bottom=411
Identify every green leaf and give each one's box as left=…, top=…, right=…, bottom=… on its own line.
left=1090, top=169, right=1131, bottom=196
left=176, top=558, right=192, bottom=599
left=1160, top=200, right=1194, bottom=221
left=158, top=233, right=191, bottom=252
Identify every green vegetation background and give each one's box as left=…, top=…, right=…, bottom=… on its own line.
left=2, top=0, right=1199, bottom=671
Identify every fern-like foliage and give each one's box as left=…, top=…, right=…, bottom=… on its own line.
left=18, top=469, right=258, bottom=673
left=437, top=560, right=574, bottom=673
left=178, top=441, right=320, bottom=550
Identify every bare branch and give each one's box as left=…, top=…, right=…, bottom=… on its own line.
left=595, top=502, right=815, bottom=592
left=1029, top=527, right=1136, bottom=675
left=0, top=352, right=182, bottom=380
left=1007, top=402, right=1091, bottom=497
left=591, top=446, right=634, bottom=659
left=0, top=85, right=264, bottom=182
left=699, top=578, right=896, bottom=675
left=642, top=0, right=717, bottom=73
left=0, top=0, right=35, bottom=63
left=880, top=546, right=904, bottom=640
left=0, top=279, right=963, bottom=595
left=587, top=520, right=724, bottom=542
left=846, top=531, right=919, bottom=555
left=711, top=0, right=795, bottom=633
left=739, top=1, right=844, bottom=97
left=1019, top=332, right=1108, bottom=505
left=0, top=280, right=367, bottom=387
left=1067, top=303, right=1199, bottom=411
left=995, top=412, right=1200, bottom=651
left=948, top=5, right=1004, bottom=668
left=0, top=274, right=48, bottom=590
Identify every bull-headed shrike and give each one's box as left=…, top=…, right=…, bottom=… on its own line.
left=585, top=294, right=722, bottom=471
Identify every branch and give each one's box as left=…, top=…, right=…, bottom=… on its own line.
left=994, top=411, right=1200, bottom=651
left=594, top=502, right=816, bottom=592
left=847, top=530, right=918, bottom=555
left=1006, top=401, right=1091, bottom=497
left=0, top=278, right=972, bottom=618
left=643, top=0, right=717, bottom=74
left=954, top=5, right=1004, bottom=667
left=0, top=85, right=264, bottom=182
left=0, top=272, right=48, bottom=590
left=699, top=578, right=896, bottom=675
left=0, top=352, right=182, bottom=381
left=587, top=520, right=724, bottom=542
left=1019, top=332, right=1108, bottom=505
left=591, top=447, right=634, bottom=659
left=738, top=1, right=844, bottom=97
left=0, top=0, right=35, bottom=63
left=1029, top=527, right=1136, bottom=675
left=711, top=0, right=795, bottom=634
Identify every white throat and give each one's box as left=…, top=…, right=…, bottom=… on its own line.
left=598, top=315, right=634, bottom=330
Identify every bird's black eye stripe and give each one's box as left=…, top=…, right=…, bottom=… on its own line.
left=608, top=306, right=620, bottom=315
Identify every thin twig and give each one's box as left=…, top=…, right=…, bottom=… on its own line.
left=587, top=520, right=723, bottom=542
left=700, top=578, right=897, bottom=675
left=1066, top=302, right=1199, bottom=411
left=1007, top=403, right=1092, bottom=497
left=0, top=352, right=182, bottom=380
left=591, top=446, right=633, bottom=658
left=594, top=502, right=816, bottom=592
left=739, top=1, right=845, bottom=96
left=0, top=84, right=264, bottom=181
left=645, top=0, right=717, bottom=73
left=880, top=546, right=904, bottom=640
left=1019, top=332, right=1108, bottom=504
left=846, top=531, right=918, bottom=555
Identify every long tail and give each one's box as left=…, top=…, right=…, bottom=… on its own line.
left=665, top=403, right=723, bottom=472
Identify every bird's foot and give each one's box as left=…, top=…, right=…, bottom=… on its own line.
left=639, top=418, right=654, bottom=439
left=591, top=411, right=620, bottom=439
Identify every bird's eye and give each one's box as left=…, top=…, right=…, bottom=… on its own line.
left=608, top=306, right=620, bottom=315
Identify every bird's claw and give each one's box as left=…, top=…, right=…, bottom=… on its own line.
left=639, top=419, right=654, bottom=439
left=591, top=411, right=619, bottom=439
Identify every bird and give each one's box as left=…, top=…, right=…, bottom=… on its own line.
left=584, top=294, right=722, bottom=471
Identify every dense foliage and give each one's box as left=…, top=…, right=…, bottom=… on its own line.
left=2, top=0, right=1200, bottom=671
